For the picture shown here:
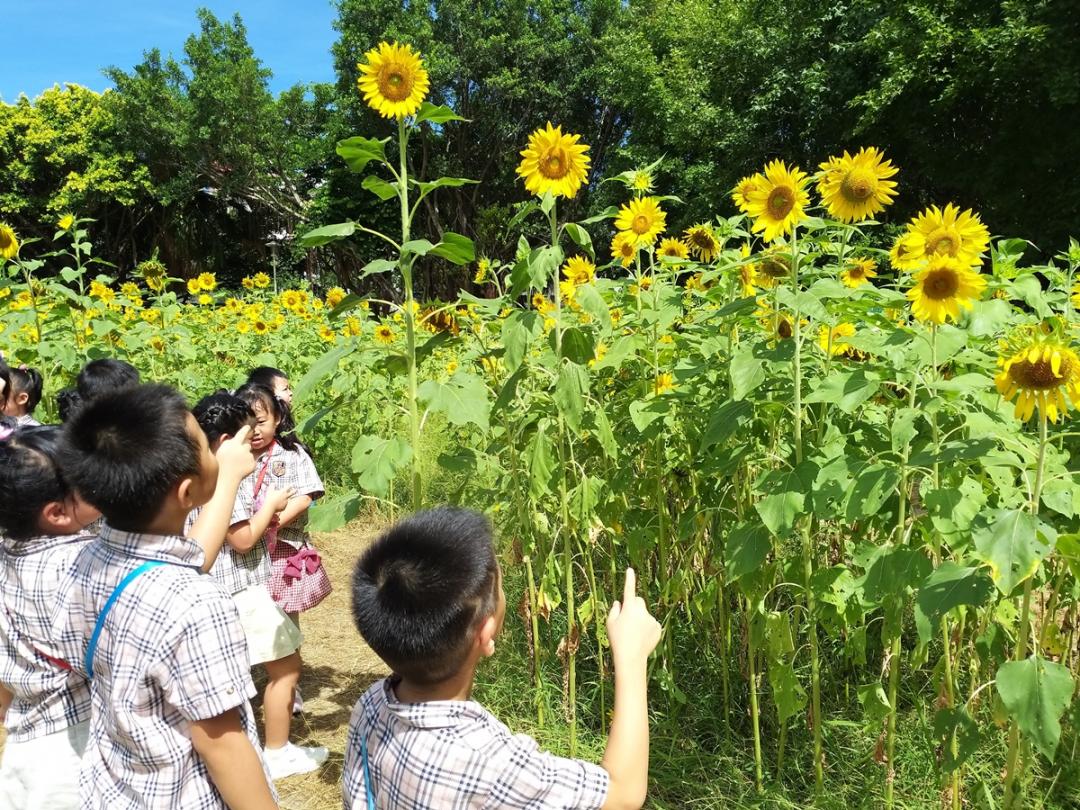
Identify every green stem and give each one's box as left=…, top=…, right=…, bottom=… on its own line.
left=397, top=117, right=422, bottom=511
left=747, top=599, right=764, bottom=793
left=1003, top=409, right=1049, bottom=808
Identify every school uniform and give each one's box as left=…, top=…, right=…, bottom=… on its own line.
left=54, top=525, right=275, bottom=809
left=238, top=442, right=331, bottom=613
left=13, top=415, right=39, bottom=427
left=343, top=678, right=610, bottom=810
left=0, top=533, right=93, bottom=810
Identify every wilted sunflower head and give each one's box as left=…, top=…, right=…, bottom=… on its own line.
left=615, top=197, right=667, bottom=246
left=816, top=147, right=899, bottom=223
left=743, top=160, right=810, bottom=243
left=517, top=122, right=591, bottom=199
left=995, top=330, right=1080, bottom=422
left=683, top=224, right=720, bottom=262
left=357, top=41, right=430, bottom=119
left=0, top=223, right=20, bottom=260
left=906, top=254, right=987, bottom=324
left=840, top=257, right=878, bottom=288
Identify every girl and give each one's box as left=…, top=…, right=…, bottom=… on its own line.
left=245, top=366, right=292, bottom=408
left=190, top=391, right=327, bottom=780
left=235, top=383, right=331, bottom=620
left=0, top=426, right=100, bottom=810
left=3, top=366, right=44, bottom=426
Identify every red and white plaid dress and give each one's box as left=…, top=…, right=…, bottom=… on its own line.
left=239, top=441, right=331, bottom=613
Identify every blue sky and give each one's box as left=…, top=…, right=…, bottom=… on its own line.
left=1, top=0, right=338, bottom=101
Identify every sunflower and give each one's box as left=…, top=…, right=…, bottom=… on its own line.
left=816, top=147, right=899, bottom=223
left=654, top=372, right=675, bottom=395
left=319, top=324, right=337, bottom=343
left=280, top=290, right=302, bottom=311
left=374, top=324, right=396, bottom=345
left=198, top=294, right=213, bottom=306
left=615, top=197, right=666, bottom=246
left=57, top=214, right=75, bottom=231
left=738, top=263, right=758, bottom=297
left=906, top=254, right=987, bottom=324
left=0, top=224, right=19, bottom=259
left=658, top=238, right=689, bottom=260
left=731, top=174, right=764, bottom=213
left=252, top=319, right=270, bottom=335
left=252, top=272, right=271, bottom=289
left=818, top=323, right=860, bottom=358
left=683, top=224, right=720, bottom=262
left=473, top=259, right=491, bottom=284
left=631, top=170, right=654, bottom=194
left=186, top=279, right=201, bottom=295
left=840, top=257, right=878, bottom=288
left=445, top=359, right=459, bottom=375
left=611, top=231, right=638, bottom=268
left=889, top=233, right=923, bottom=271
left=197, top=272, right=217, bottom=292
left=743, top=160, right=810, bottom=242
left=756, top=247, right=792, bottom=287
left=898, top=203, right=990, bottom=270
left=517, top=122, right=591, bottom=199
left=562, top=255, right=596, bottom=286
left=996, top=333, right=1080, bottom=422
left=357, top=41, right=430, bottom=119
left=236, top=320, right=251, bottom=335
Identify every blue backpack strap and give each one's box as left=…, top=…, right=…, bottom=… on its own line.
left=361, top=736, right=376, bottom=809
left=84, top=560, right=167, bottom=678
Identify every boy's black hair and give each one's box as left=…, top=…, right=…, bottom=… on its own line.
left=234, top=382, right=305, bottom=454
left=245, top=366, right=287, bottom=390
left=351, top=506, right=500, bottom=685
left=0, top=359, right=10, bottom=407
left=76, top=358, right=140, bottom=402
left=9, top=366, right=43, bottom=413
left=192, top=390, right=254, bottom=445
left=0, top=426, right=71, bottom=540
left=56, top=387, right=82, bottom=423
left=59, top=383, right=202, bottom=532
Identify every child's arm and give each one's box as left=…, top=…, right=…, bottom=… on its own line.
left=599, top=569, right=662, bottom=810
left=274, top=494, right=313, bottom=529
left=188, top=427, right=256, bottom=573
left=191, top=707, right=278, bottom=810
left=225, top=487, right=295, bottom=553
left=0, top=682, right=12, bottom=725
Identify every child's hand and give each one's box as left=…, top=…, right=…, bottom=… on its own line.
left=606, top=568, right=662, bottom=672
left=215, top=426, right=256, bottom=482
left=265, top=486, right=296, bottom=513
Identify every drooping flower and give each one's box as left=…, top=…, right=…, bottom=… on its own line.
left=0, top=224, right=20, bottom=260
left=731, top=174, right=765, bottom=213
left=657, top=238, right=689, bottom=260
left=755, top=247, right=792, bottom=289
left=816, top=147, right=899, bottom=223
left=683, top=224, right=720, bottom=263
left=743, top=160, right=810, bottom=242
left=906, top=254, right=986, bottom=324
left=996, top=332, right=1080, bottom=422
left=897, top=203, right=990, bottom=270
left=374, top=324, right=396, bottom=345
left=562, top=255, right=596, bottom=286
left=357, top=41, right=430, bottom=119
left=615, top=197, right=666, bottom=246
left=517, top=122, right=591, bottom=199
left=840, top=257, right=878, bottom=288
left=610, top=231, right=638, bottom=269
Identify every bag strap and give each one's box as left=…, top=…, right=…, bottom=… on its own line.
left=361, top=736, right=376, bottom=809
left=84, top=560, right=167, bottom=678
left=251, top=440, right=277, bottom=501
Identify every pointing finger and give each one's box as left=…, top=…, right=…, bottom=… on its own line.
left=623, top=567, right=636, bottom=605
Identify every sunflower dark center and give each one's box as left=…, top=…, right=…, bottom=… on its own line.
left=778, top=318, right=793, bottom=339
left=377, top=67, right=413, bottom=101
left=1011, top=354, right=1069, bottom=390
left=923, top=268, right=960, bottom=300
left=632, top=214, right=650, bottom=233
left=840, top=168, right=875, bottom=202
left=541, top=149, right=569, bottom=179
left=926, top=227, right=959, bottom=257
left=0, top=232, right=11, bottom=249
left=767, top=186, right=795, bottom=218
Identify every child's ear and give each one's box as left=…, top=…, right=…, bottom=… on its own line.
left=176, top=475, right=199, bottom=510
left=478, top=614, right=499, bottom=658
left=40, top=500, right=73, bottom=532
left=15, top=391, right=28, bottom=407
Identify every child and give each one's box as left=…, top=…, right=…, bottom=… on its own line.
left=53, top=383, right=277, bottom=810
left=0, top=426, right=99, bottom=810
left=191, top=391, right=328, bottom=779
left=2, top=366, right=43, bottom=426
left=344, top=506, right=662, bottom=810
left=75, top=358, right=139, bottom=402
left=246, top=366, right=293, bottom=409
left=235, top=383, right=330, bottom=620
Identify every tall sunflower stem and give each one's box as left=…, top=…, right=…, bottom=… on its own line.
left=396, top=117, right=422, bottom=511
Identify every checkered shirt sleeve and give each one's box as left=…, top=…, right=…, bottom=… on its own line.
left=343, top=680, right=609, bottom=810
left=56, top=529, right=273, bottom=809
left=260, top=445, right=324, bottom=549
left=0, top=534, right=92, bottom=742
left=198, top=489, right=273, bottom=595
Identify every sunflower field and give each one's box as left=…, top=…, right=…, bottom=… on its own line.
left=4, top=39, right=1080, bottom=809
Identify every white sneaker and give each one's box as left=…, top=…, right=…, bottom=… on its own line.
left=264, top=742, right=329, bottom=780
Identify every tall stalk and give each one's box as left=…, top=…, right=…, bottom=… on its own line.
left=789, top=227, right=824, bottom=794
left=746, top=599, right=764, bottom=793
left=1002, top=409, right=1049, bottom=808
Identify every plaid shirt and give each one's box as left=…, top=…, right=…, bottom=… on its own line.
left=343, top=678, right=609, bottom=809
left=238, top=443, right=324, bottom=551
left=185, top=500, right=271, bottom=596
left=54, top=525, right=273, bottom=809
left=0, top=532, right=93, bottom=742
left=15, top=414, right=40, bottom=426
